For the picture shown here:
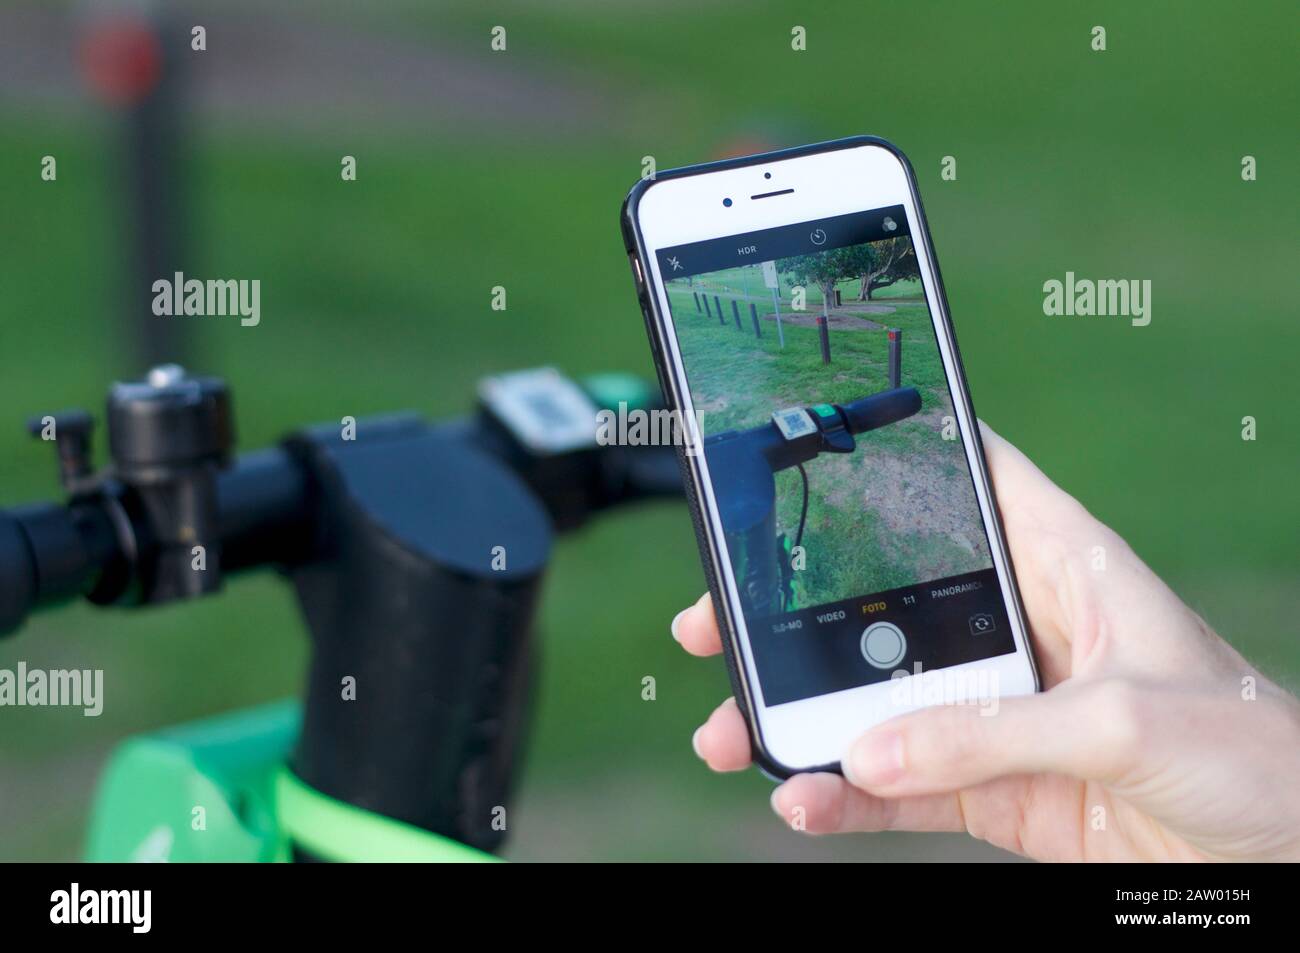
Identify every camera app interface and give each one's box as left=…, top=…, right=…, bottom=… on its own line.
left=657, top=206, right=1016, bottom=705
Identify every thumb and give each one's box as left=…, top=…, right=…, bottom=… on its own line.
left=841, top=680, right=1142, bottom=797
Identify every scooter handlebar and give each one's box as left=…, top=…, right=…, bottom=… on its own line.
left=0, top=372, right=680, bottom=637
left=839, top=387, right=922, bottom=436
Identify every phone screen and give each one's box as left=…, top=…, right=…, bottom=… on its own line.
left=656, top=205, right=1017, bottom=707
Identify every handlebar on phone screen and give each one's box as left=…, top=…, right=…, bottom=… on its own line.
left=0, top=368, right=682, bottom=637
left=711, top=386, right=923, bottom=476
left=838, top=386, right=922, bottom=436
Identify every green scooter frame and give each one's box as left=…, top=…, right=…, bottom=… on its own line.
left=86, top=701, right=493, bottom=862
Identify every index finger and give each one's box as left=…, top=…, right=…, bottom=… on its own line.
left=672, top=592, right=723, bottom=657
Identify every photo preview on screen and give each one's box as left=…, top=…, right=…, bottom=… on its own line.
left=657, top=207, right=1014, bottom=708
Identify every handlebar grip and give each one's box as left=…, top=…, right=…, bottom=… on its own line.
left=0, top=513, right=37, bottom=636
left=0, top=502, right=122, bottom=637
left=839, top=387, right=922, bottom=435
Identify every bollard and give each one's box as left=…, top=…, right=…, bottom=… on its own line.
left=888, top=328, right=902, bottom=389
left=731, top=299, right=741, bottom=329
left=750, top=302, right=762, bottom=338
left=693, top=291, right=702, bottom=313
left=715, top=296, right=724, bottom=325
left=81, top=10, right=191, bottom=367
left=817, top=315, right=831, bottom=364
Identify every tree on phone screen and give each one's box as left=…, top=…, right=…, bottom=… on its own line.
left=856, top=236, right=917, bottom=300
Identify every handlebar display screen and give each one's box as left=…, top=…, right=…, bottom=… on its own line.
left=657, top=207, right=1016, bottom=706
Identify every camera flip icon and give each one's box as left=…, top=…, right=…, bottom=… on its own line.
left=968, top=612, right=996, bottom=636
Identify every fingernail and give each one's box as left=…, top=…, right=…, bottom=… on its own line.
left=843, top=731, right=905, bottom=787
left=670, top=608, right=687, bottom=643
left=769, top=785, right=784, bottom=818
left=691, top=725, right=705, bottom=760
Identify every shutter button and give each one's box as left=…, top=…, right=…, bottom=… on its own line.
left=860, top=621, right=906, bottom=669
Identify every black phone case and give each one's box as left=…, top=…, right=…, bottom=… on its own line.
left=620, top=135, right=1040, bottom=780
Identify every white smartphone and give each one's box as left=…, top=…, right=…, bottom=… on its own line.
left=621, top=136, right=1039, bottom=777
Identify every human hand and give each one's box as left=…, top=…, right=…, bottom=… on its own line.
left=672, top=422, right=1300, bottom=861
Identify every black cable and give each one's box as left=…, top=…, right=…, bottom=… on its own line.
left=794, top=464, right=809, bottom=550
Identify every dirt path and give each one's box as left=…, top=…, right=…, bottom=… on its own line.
left=762, top=293, right=928, bottom=330
left=821, top=436, right=990, bottom=570
left=762, top=309, right=891, bottom=330
left=0, top=2, right=621, bottom=138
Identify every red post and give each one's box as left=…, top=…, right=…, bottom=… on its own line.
left=888, top=328, right=902, bottom=388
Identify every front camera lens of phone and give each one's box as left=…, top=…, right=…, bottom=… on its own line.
left=723, top=198, right=733, bottom=207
